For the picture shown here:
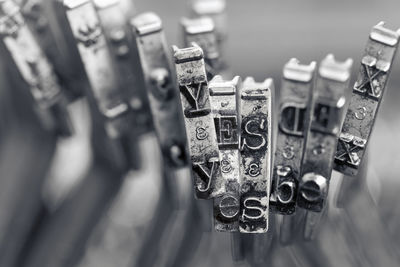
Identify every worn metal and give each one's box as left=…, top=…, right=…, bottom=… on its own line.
left=238, top=77, right=273, bottom=233
left=173, top=44, right=220, bottom=199
left=297, top=54, right=353, bottom=212
left=181, top=16, right=223, bottom=79
left=63, top=0, right=131, bottom=140
left=19, top=0, right=87, bottom=101
left=208, top=75, right=241, bottom=231
left=270, top=58, right=316, bottom=215
left=131, top=12, right=188, bottom=168
left=0, top=0, right=72, bottom=136
left=94, top=0, right=153, bottom=138
left=334, top=22, right=400, bottom=176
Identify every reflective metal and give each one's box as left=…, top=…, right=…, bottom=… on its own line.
left=334, top=22, right=400, bottom=176
left=239, top=77, right=274, bottom=233
left=132, top=12, right=188, bottom=168
left=173, top=43, right=220, bottom=199
left=93, top=0, right=152, bottom=138
left=208, top=75, right=241, bottom=231
left=298, top=54, right=353, bottom=212
left=181, top=16, right=223, bottom=78
left=0, top=0, right=72, bottom=136
left=270, top=58, right=316, bottom=215
left=63, top=0, right=128, bottom=138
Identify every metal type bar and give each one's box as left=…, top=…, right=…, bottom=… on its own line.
left=181, top=16, right=223, bottom=79
left=297, top=54, right=353, bottom=212
left=334, top=22, right=400, bottom=176
left=270, top=58, right=316, bottom=216
left=20, top=0, right=85, bottom=100
left=0, top=0, right=72, bottom=136
left=63, top=0, right=143, bottom=170
left=190, top=0, right=227, bottom=45
left=63, top=0, right=128, bottom=137
left=131, top=12, right=189, bottom=168
left=208, top=75, right=241, bottom=231
left=239, top=77, right=274, bottom=233
left=173, top=43, right=221, bottom=199
left=94, top=0, right=153, bottom=138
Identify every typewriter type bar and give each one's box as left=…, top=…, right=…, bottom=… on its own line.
left=63, top=0, right=129, bottom=138
left=297, top=55, right=353, bottom=212
left=190, top=0, right=227, bottom=45
left=181, top=16, right=222, bottom=78
left=239, top=77, right=274, bottom=233
left=270, top=59, right=316, bottom=215
left=94, top=0, right=153, bottom=137
left=0, top=0, right=72, bottom=136
left=173, top=44, right=221, bottom=199
left=209, top=75, right=241, bottom=231
left=132, top=12, right=188, bottom=168
left=334, top=22, right=400, bottom=176
left=20, top=0, right=85, bottom=101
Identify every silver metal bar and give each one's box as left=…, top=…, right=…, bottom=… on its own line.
left=208, top=75, right=241, bottom=231
left=181, top=16, right=224, bottom=78
left=270, top=59, right=316, bottom=215
left=94, top=0, right=153, bottom=138
left=297, top=54, right=353, bottom=212
left=334, top=22, right=400, bottom=176
left=0, top=0, right=72, bottom=136
left=132, top=12, right=188, bottom=168
left=190, top=0, right=227, bottom=45
left=63, top=0, right=128, bottom=138
left=173, top=43, right=221, bottom=199
left=238, top=77, right=274, bottom=233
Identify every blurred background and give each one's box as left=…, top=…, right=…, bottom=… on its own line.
left=1, top=0, right=400, bottom=267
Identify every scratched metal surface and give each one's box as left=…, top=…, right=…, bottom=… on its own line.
left=2, top=1, right=400, bottom=267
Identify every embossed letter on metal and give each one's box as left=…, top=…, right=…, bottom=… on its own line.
left=239, top=77, right=274, bottom=233
left=209, top=75, right=241, bottom=232
left=173, top=44, right=220, bottom=199
left=270, top=59, right=316, bottom=215
left=298, top=55, right=353, bottom=212
left=334, top=22, right=400, bottom=176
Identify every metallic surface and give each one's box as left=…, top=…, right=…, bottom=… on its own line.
left=334, top=22, right=400, bottom=176
left=173, top=44, right=220, bottom=199
left=63, top=0, right=128, bottom=137
left=298, top=54, right=353, bottom=212
left=238, top=77, right=273, bottom=233
left=0, top=0, right=72, bottom=136
left=190, top=0, right=226, bottom=45
left=181, top=16, right=223, bottom=78
left=21, top=0, right=85, bottom=101
left=208, top=75, right=241, bottom=231
left=94, top=0, right=153, bottom=138
left=270, top=58, right=316, bottom=215
left=132, top=12, right=188, bottom=168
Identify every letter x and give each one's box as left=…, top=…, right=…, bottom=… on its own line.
left=335, top=139, right=361, bottom=167
left=355, top=64, right=384, bottom=99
